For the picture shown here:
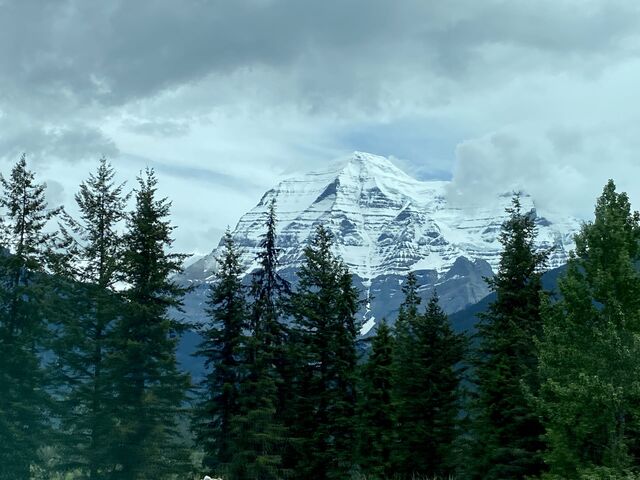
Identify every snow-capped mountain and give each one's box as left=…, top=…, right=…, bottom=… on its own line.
left=180, top=151, right=579, bottom=334
left=184, top=151, right=576, bottom=281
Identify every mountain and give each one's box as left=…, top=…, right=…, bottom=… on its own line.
left=179, top=151, right=579, bottom=336
left=448, top=263, right=569, bottom=336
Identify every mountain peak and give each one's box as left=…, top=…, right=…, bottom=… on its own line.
left=348, top=150, right=394, bottom=167
left=179, top=151, right=581, bottom=334
left=183, top=150, right=578, bottom=285
left=337, top=151, right=411, bottom=181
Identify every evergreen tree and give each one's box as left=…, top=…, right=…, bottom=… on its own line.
left=61, top=158, right=129, bottom=285
left=109, top=169, right=190, bottom=479
left=52, top=159, right=129, bottom=478
left=390, top=271, right=420, bottom=474
left=0, top=155, right=60, bottom=479
left=469, top=195, right=548, bottom=480
left=392, top=277, right=465, bottom=478
left=194, top=231, right=247, bottom=476
left=419, top=293, right=466, bottom=476
left=356, top=320, right=394, bottom=479
left=331, top=265, right=359, bottom=473
left=288, top=226, right=359, bottom=480
left=538, top=180, right=640, bottom=478
left=229, top=199, right=291, bottom=480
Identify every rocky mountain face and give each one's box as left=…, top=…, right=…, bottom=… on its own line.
left=180, top=151, right=578, bottom=336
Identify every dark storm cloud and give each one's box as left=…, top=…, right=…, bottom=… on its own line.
left=1, top=0, right=637, bottom=111
left=0, top=123, right=119, bottom=165
left=2, top=0, right=640, bottom=253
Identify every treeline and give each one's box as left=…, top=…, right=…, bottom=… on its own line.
left=1, top=156, right=640, bottom=480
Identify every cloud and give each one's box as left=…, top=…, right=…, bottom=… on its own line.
left=2, top=0, right=640, bottom=253
left=0, top=122, right=119, bottom=167
left=43, top=179, right=66, bottom=208
left=447, top=127, right=640, bottom=220
left=2, top=0, right=639, bottom=114
left=125, top=119, right=190, bottom=138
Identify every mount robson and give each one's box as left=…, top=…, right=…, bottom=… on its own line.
left=177, top=151, right=579, bottom=342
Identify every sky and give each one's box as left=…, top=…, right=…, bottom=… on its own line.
left=1, top=0, right=640, bottom=257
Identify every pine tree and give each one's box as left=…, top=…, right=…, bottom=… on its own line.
left=469, top=195, right=548, bottom=480
left=390, top=271, right=420, bottom=474
left=392, top=277, right=465, bottom=478
left=52, top=159, right=129, bottom=478
left=288, top=226, right=359, bottom=480
left=356, top=320, right=394, bottom=479
left=418, top=293, right=466, bottom=476
left=0, top=155, right=60, bottom=478
left=229, top=199, right=291, bottom=480
left=194, top=231, right=247, bottom=476
left=330, top=264, right=359, bottom=474
left=538, top=180, right=640, bottom=478
left=109, top=169, right=190, bottom=479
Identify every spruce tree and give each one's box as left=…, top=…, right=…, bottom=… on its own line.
left=419, top=293, right=466, bottom=476
left=288, top=226, right=359, bottom=480
left=356, top=320, right=394, bottom=479
left=194, top=231, right=247, bottom=476
left=0, top=155, right=60, bottom=479
left=52, top=159, right=129, bottom=478
left=331, top=264, right=359, bottom=474
left=390, top=271, right=420, bottom=474
left=469, top=195, right=548, bottom=480
left=229, top=199, right=291, bottom=480
left=538, top=180, right=640, bottom=477
left=109, top=168, right=190, bottom=479
left=392, top=278, right=465, bottom=478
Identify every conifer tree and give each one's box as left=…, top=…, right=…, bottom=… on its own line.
left=392, top=278, right=465, bottom=478
left=469, top=195, right=548, bottom=480
left=390, top=271, right=420, bottom=473
left=288, top=226, right=359, bottom=480
left=331, top=264, right=359, bottom=473
left=356, top=320, right=394, bottom=479
left=52, top=159, right=129, bottom=478
left=229, top=199, right=291, bottom=480
left=249, top=199, right=290, bottom=355
left=538, top=180, right=640, bottom=477
left=419, top=293, right=466, bottom=476
left=194, top=231, right=247, bottom=476
left=0, top=155, right=60, bottom=479
left=109, top=169, right=190, bottom=479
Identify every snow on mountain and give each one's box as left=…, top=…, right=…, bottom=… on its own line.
left=183, top=151, right=578, bottom=286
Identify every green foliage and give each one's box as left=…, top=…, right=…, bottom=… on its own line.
left=392, top=273, right=465, bottom=479
left=60, top=158, right=130, bottom=286
left=538, top=180, right=640, bottom=477
left=9, top=158, right=640, bottom=480
left=51, top=159, right=130, bottom=479
left=108, top=169, right=191, bottom=479
left=228, top=199, right=292, bottom=480
left=468, top=194, right=549, bottom=480
left=194, top=231, right=247, bottom=475
left=0, top=155, right=60, bottom=478
left=288, top=226, right=359, bottom=479
left=357, top=320, right=395, bottom=479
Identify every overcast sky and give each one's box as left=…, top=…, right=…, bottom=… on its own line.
left=1, top=0, right=640, bottom=256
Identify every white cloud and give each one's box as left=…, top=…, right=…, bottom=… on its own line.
left=2, top=0, right=640, bottom=253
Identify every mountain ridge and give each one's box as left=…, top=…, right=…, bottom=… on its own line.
left=177, top=151, right=580, bottom=337
left=183, top=151, right=577, bottom=284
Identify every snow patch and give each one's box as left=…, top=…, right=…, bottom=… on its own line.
left=360, top=316, right=376, bottom=336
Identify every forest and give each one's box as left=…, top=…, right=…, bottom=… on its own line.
left=1, top=155, right=640, bottom=480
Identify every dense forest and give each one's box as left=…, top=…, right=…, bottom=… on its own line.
left=2, top=155, right=640, bottom=480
